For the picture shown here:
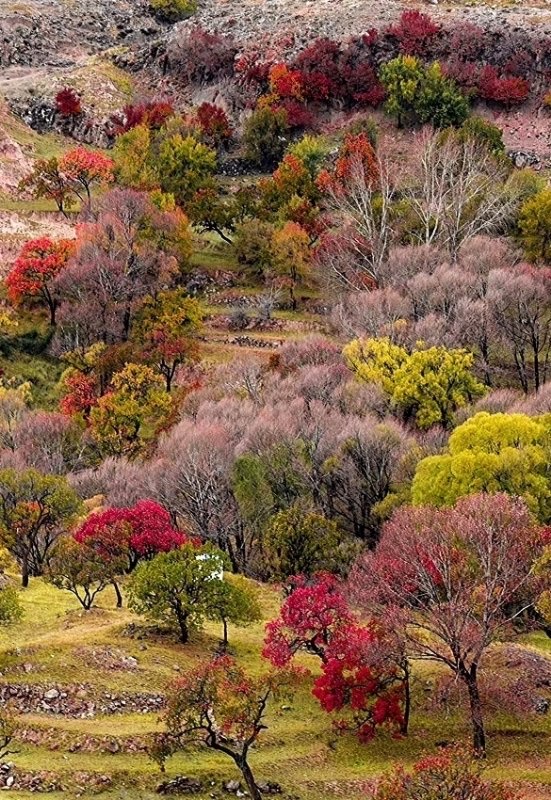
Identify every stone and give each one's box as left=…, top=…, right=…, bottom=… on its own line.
left=224, top=780, right=241, bottom=793
left=43, top=688, right=60, bottom=701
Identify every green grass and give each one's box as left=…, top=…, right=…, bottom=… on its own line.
left=0, top=580, right=549, bottom=799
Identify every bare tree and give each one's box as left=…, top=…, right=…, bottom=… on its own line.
left=406, top=130, right=521, bottom=261
left=488, top=266, right=551, bottom=393
left=317, top=149, right=397, bottom=289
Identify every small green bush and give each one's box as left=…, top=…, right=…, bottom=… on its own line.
left=0, top=585, right=23, bottom=626
left=150, top=0, right=197, bottom=23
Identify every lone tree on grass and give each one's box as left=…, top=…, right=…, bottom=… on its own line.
left=152, top=655, right=297, bottom=800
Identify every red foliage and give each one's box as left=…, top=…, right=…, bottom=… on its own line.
left=55, top=87, right=82, bottom=117
left=171, top=26, right=237, bottom=85
left=59, top=373, right=98, bottom=419
left=387, top=10, right=441, bottom=56
left=74, top=499, right=189, bottom=571
left=274, top=99, right=315, bottom=130
left=269, top=63, right=304, bottom=100
left=111, top=101, right=174, bottom=135
left=263, top=574, right=406, bottom=742
left=477, top=66, right=530, bottom=105
left=195, top=102, right=233, bottom=146
left=59, top=147, right=115, bottom=200
left=6, top=237, right=74, bottom=325
left=292, top=38, right=341, bottom=101
left=263, top=574, right=353, bottom=666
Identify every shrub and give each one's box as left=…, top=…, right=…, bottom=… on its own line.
left=387, top=9, right=441, bottom=56
left=150, top=0, right=197, bottom=22
left=0, top=585, right=23, bottom=625
left=478, top=66, right=530, bottom=106
left=243, top=105, right=289, bottom=169
left=55, top=87, right=82, bottom=117
left=168, top=26, right=237, bottom=84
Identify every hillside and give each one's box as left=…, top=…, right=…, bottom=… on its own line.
left=0, top=0, right=550, bottom=798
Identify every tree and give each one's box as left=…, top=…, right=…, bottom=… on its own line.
left=56, top=189, right=190, bottom=345
left=209, top=573, right=262, bottom=650
left=47, top=535, right=120, bottom=610
left=387, top=10, right=441, bottom=56
left=380, top=56, right=468, bottom=128
left=405, top=129, right=519, bottom=261
left=488, top=266, right=551, bottom=393
left=89, top=364, right=173, bottom=457
left=344, top=338, right=485, bottom=429
left=195, top=102, right=233, bottom=149
left=270, top=221, right=311, bottom=310
left=128, top=542, right=226, bottom=643
left=6, top=237, right=74, bottom=325
left=316, top=135, right=395, bottom=288
left=0, top=468, right=82, bottom=586
left=112, top=124, right=157, bottom=190
left=58, top=147, right=114, bottom=204
left=0, top=585, right=23, bottom=626
left=518, top=188, right=551, bottom=263
left=233, top=220, right=275, bottom=280
left=19, top=157, right=74, bottom=217
left=411, top=412, right=551, bottom=521
left=134, top=289, right=203, bottom=391
left=157, top=134, right=217, bottom=204
left=243, top=105, right=289, bottom=170
left=353, top=493, right=546, bottom=751
left=373, top=745, right=517, bottom=800
left=263, top=504, right=343, bottom=580
left=263, top=574, right=408, bottom=740
left=152, top=655, right=296, bottom=800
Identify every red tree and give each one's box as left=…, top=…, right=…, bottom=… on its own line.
left=59, top=372, right=98, bottom=419
left=477, top=66, right=530, bottom=106
left=387, top=10, right=441, bottom=56
left=59, top=147, right=115, bottom=203
left=111, top=100, right=174, bottom=134
left=6, top=237, right=75, bottom=325
left=263, top=574, right=408, bottom=741
left=74, top=499, right=188, bottom=605
left=350, top=493, right=547, bottom=753
left=55, top=87, right=82, bottom=117
left=195, top=102, right=233, bottom=148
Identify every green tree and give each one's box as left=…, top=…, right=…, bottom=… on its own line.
left=134, top=289, right=203, bottom=391
left=0, top=469, right=82, bottom=586
left=344, top=338, right=485, bottom=429
left=47, top=535, right=122, bottom=610
left=412, top=411, right=551, bottom=520
left=234, top=220, right=275, bottom=280
left=264, top=504, right=344, bottom=580
left=458, top=115, right=506, bottom=155
left=380, top=56, right=469, bottom=128
left=157, top=134, right=217, bottom=204
left=209, top=573, right=262, bottom=649
left=518, top=187, right=551, bottom=263
left=243, top=106, right=289, bottom=170
left=89, top=363, right=173, bottom=457
left=112, top=124, right=157, bottom=190
left=127, top=543, right=228, bottom=643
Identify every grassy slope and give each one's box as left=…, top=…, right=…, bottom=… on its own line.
left=0, top=580, right=549, bottom=800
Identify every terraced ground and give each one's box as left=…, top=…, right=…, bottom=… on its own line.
left=0, top=579, right=548, bottom=799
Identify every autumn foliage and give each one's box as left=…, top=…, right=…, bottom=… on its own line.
left=6, top=237, right=75, bottom=325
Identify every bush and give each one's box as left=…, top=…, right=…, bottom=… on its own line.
left=150, top=0, right=197, bottom=22
left=0, top=585, right=23, bottom=625
left=243, top=105, right=290, bottom=169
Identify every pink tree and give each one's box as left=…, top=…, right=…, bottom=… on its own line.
left=350, top=493, right=547, bottom=752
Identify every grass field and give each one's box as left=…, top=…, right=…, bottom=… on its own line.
left=0, top=579, right=548, bottom=799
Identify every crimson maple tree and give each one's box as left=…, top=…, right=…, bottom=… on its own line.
left=6, top=237, right=75, bottom=325
left=263, top=574, right=408, bottom=742
left=74, top=499, right=187, bottom=605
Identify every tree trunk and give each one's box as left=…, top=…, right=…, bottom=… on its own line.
left=401, top=659, right=410, bottom=736
left=21, top=556, right=29, bottom=588
left=174, top=602, right=189, bottom=643
left=221, top=617, right=228, bottom=651
left=112, top=580, right=123, bottom=608
left=463, top=665, right=486, bottom=754
left=237, top=757, right=262, bottom=800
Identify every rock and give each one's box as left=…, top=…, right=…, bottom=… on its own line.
left=43, top=688, right=60, bottom=701
left=157, top=776, right=203, bottom=794
left=224, top=780, right=241, bottom=793
left=257, top=783, right=282, bottom=795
